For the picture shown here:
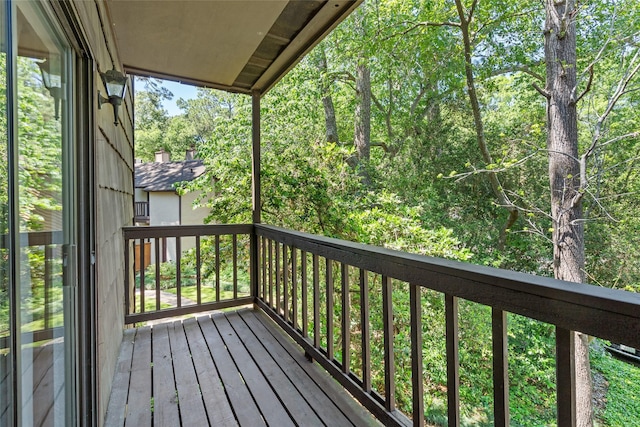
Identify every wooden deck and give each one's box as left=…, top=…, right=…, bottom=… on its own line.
left=1, top=340, right=65, bottom=426
left=105, top=308, right=380, bottom=427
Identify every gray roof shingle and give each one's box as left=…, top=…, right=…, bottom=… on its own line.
left=135, top=160, right=205, bottom=192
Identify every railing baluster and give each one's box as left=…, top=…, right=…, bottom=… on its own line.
left=215, top=234, right=220, bottom=302
left=176, top=237, right=182, bottom=307
left=275, top=242, right=281, bottom=315
left=44, top=244, right=53, bottom=329
left=155, top=238, right=160, bottom=310
left=283, top=244, right=289, bottom=322
left=313, top=253, right=320, bottom=349
left=124, top=238, right=131, bottom=315
left=250, top=229, right=259, bottom=299
left=233, top=234, right=238, bottom=300
left=123, top=225, right=255, bottom=325
left=556, top=327, right=576, bottom=427
left=292, top=247, right=298, bottom=330
left=360, top=269, right=371, bottom=393
left=382, top=275, right=395, bottom=411
left=446, top=294, right=460, bottom=427
left=410, top=284, right=424, bottom=426
left=196, top=236, right=201, bottom=305
left=261, top=236, right=267, bottom=301
left=140, top=238, right=146, bottom=312
left=492, top=308, right=509, bottom=427
left=268, top=239, right=273, bottom=307
left=326, top=259, right=334, bottom=360
left=341, top=263, right=350, bottom=374
left=301, top=250, right=308, bottom=338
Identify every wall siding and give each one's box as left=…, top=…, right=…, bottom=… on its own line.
left=69, top=1, right=135, bottom=425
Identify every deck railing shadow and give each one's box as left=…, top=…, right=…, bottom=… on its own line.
left=123, top=223, right=640, bottom=426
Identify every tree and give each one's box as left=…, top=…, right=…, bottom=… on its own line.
left=539, top=0, right=593, bottom=423
left=539, top=1, right=640, bottom=424
left=353, top=6, right=372, bottom=167
left=134, top=77, right=173, bottom=160
left=313, top=43, right=339, bottom=144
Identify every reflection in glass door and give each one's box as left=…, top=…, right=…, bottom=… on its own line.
left=1, top=0, right=11, bottom=425
left=1, top=2, right=77, bottom=426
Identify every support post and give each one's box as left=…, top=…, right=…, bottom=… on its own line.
left=252, top=90, right=261, bottom=224
left=251, top=90, right=261, bottom=300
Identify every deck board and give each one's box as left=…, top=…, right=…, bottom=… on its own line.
left=151, top=323, right=180, bottom=427
left=213, top=314, right=296, bottom=427
left=0, top=341, right=68, bottom=427
left=237, top=309, right=363, bottom=426
left=224, top=312, right=321, bottom=425
left=167, top=321, right=209, bottom=425
left=104, top=328, right=136, bottom=427
left=182, top=318, right=236, bottom=426
left=124, top=326, right=152, bottom=427
left=105, top=308, right=381, bottom=427
left=198, top=314, right=264, bottom=427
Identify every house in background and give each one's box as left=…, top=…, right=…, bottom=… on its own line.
left=134, top=148, right=210, bottom=264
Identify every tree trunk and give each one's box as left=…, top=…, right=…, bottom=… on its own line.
left=315, top=45, right=339, bottom=144
left=454, top=0, right=518, bottom=250
left=354, top=62, right=371, bottom=163
left=353, top=6, right=371, bottom=185
left=544, top=0, right=592, bottom=424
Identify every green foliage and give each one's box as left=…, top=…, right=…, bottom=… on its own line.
left=591, top=345, right=640, bottom=426
left=133, top=0, right=640, bottom=423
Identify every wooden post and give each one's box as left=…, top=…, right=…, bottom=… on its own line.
left=556, top=327, right=576, bottom=426
left=410, top=284, right=424, bottom=426
left=252, top=90, right=261, bottom=224
left=382, top=276, right=395, bottom=411
left=446, top=294, right=460, bottom=427
left=251, top=90, right=261, bottom=301
left=492, top=308, right=509, bottom=426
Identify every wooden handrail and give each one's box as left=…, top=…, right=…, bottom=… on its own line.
left=123, top=224, right=254, bottom=324
left=255, top=224, right=640, bottom=348
left=121, top=223, right=640, bottom=426
left=254, top=223, right=640, bottom=427
left=0, top=231, right=64, bottom=349
left=0, top=230, right=64, bottom=248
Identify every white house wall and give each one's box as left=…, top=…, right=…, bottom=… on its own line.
left=149, top=192, right=180, bottom=226
left=149, top=192, right=179, bottom=261
left=181, top=190, right=209, bottom=225
left=146, top=191, right=209, bottom=263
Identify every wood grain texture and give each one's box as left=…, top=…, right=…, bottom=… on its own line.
left=105, top=309, right=381, bottom=427
left=256, top=224, right=640, bottom=349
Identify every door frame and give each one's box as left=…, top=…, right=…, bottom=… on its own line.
left=50, top=2, right=98, bottom=425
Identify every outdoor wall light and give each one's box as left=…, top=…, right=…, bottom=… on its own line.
left=37, top=59, right=62, bottom=120
left=98, top=68, right=128, bottom=126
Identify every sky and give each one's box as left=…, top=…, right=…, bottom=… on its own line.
left=160, top=80, right=198, bottom=116
left=134, top=77, right=199, bottom=116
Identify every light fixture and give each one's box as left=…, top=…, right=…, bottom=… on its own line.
left=37, top=59, right=62, bottom=120
left=98, top=68, right=128, bottom=126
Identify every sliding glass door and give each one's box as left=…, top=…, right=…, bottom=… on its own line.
left=1, top=0, right=11, bottom=424
left=2, top=1, right=78, bottom=425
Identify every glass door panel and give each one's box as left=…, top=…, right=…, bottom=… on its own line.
left=14, top=2, right=75, bottom=426
left=1, top=0, right=11, bottom=425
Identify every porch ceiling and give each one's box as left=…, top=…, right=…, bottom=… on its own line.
left=105, top=0, right=362, bottom=95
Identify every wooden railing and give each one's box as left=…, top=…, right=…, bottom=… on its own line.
left=122, top=223, right=640, bottom=426
left=134, top=201, right=149, bottom=222
left=123, top=224, right=254, bottom=324
left=0, top=231, right=65, bottom=349
left=254, top=224, right=640, bottom=427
